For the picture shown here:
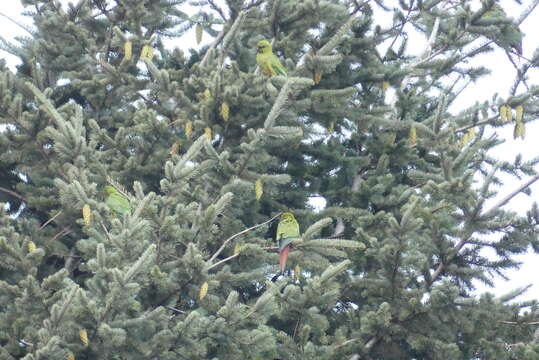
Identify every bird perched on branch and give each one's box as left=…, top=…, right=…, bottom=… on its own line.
left=256, top=39, right=288, bottom=77
left=104, top=185, right=131, bottom=216
left=478, top=1, right=523, bottom=55
left=275, top=212, right=300, bottom=275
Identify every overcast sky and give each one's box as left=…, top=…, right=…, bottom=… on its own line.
left=1, top=0, right=539, bottom=302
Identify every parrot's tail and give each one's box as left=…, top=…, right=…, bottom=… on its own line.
left=279, top=245, right=290, bottom=273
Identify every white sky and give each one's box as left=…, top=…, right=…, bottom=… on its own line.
left=1, top=1, right=539, bottom=302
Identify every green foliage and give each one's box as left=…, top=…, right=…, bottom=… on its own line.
left=1, top=0, right=539, bottom=359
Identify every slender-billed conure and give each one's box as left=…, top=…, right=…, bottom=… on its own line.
left=256, top=40, right=288, bottom=77
left=483, top=2, right=523, bottom=55
left=276, top=212, right=300, bottom=273
left=104, top=185, right=131, bottom=216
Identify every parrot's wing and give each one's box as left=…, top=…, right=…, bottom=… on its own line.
left=269, top=55, right=287, bottom=76
left=279, top=237, right=296, bottom=252
left=276, top=218, right=300, bottom=250
left=107, top=193, right=131, bottom=215
left=504, top=26, right=522, bottom=54
left=264, top=64, right=277, bottom=76
left=485, top=4, right=523, bottom=54
left=276, top=221, right=284, bottom=241
left=119, top=197, right=131, bottom=214
left=257, top=53, right=275, bottom=76
left=255, top=53, right=263, bottom=68
left=105, top=196, right=116, bottom=210
left=289, top=218, right=300, bottom=237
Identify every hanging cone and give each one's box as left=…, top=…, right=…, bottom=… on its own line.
left=326, top=121, right=334, bottom=135
left=255, top=179, right=263, bottom=200
left=195, top=23, right=203, bottom=44
left=185, top=121, right=193, bottom=139
left=169, top=142, right=180, bottom=156
left=513, top=121, right=525, bottom=140
left=199, top=282, right=208, bottom=300
left=204, top=88, right=211, bottom=101
left=294, top=264, right=301, bottom=281
left=515, top=105, right=523, bottom=123
left=234, top=243, right=242, bottom=255
left=79, top=329, right=89, bottom=346
left=123, top=41, right=132, bottom=61
left=82, top=204, right=91, bottom=226
left=499, top=105, right=508, bottom=123
left=313, top=71, right=322, bottom=84
left=409, top=125, right=417, bottom=145
left=220, top=102, right=230, bottom=121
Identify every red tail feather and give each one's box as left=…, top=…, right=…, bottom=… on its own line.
left=279, top=245, right=290, bottom=272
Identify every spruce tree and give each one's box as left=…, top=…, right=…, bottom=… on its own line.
left=1, top=0, right=539, bottom=359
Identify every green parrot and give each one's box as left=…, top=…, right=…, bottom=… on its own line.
left=256, top=40, right=288, bottom=77
left=276, top=212, right=300, bottom=273
left=482, top=2, right=522, bottom=55
left=104, top=185, right=131, bottom=216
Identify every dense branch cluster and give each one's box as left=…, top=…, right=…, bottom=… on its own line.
left=1, top=0, right=539, bottom=359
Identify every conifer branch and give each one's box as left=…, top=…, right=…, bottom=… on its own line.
left=318, top=15, right=357, bottom=56
left=319, top=259, right=351, bottom=283
left=123, top=245, right=156, bottom=284
left=303, top=218, right=333, bottom=240
left=244, top=280, right=286, bottom=319
left=294, top=12, right=357, bottom=75
left=200, top=11, right=246, bottom=67
left=207, top=246, right=277, bottom=271
left=428, top=232, right=472, bottom=289
left=393, top=17, right=440, bottom=99
left=338, top=339, right=373, bottom=360
left=166, top=306, right=186, bottom=314
left=206, top=253, right=239, bottom=270
left=364, top=336, right=377, bottom=351
left=381, top=0, right=413, bottom=62
left=207, top=213, right=282, bottom=264
left=485, top=173, right=539, bottom=214
left=454, top=114, right=498, bottom=133
left=269, top=0, right=281, bottom=37
left=106, top=176, right=134, bottom=202
left=331, top=218, right=345, bottom=238
left=207, top=0, right=227, bottom=22
left=3, top=2, right=538, bottom=358
left=292, top=313, right=302, bottom=339
left=39, top=211, right=62, bottom=230
left=50, top=228, right=71, bottom=243
left=516, top=0, right=539, bottom=25
left=200, top=30, right=226, bottom=67
left=64, top=247, right=79, bottom=275
left=0, top=187, right=24, bottom=201
left=501, top=321, right=539, bottom=325
left=25, top=82, right=67, bottom=129
left=52, top=286, right=78, bottom=327
left=500, top=284, right=532, bottom=302
left=0, top=11, right=33, bottom=35
left=237, top=152, right=254, bottom=177
left=218, top=11, right=246, bottom=65
left=336, top=337, right=359, bottom=348
left=425, top=17, right=440, bottom=57
left=263, top=80, right=291, bottom=128
left=242, top=0, right=264, bottom=10
left=17, top=339, right=33, bottom=348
